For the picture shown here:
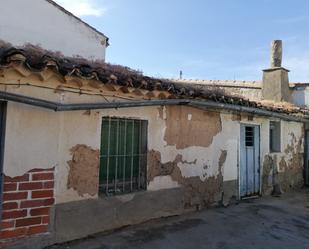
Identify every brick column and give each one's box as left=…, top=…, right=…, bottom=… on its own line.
left=0, top=168, right=55, bottom=240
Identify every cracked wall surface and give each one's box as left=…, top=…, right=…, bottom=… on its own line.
left=261, top=121, right=304, bottom=195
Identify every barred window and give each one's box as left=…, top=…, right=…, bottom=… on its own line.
left=99, top=117, right=147, bottom=195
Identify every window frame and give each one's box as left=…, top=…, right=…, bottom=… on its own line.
left=99, top=117, right=148, bottom=196
left=269, top=121, right=281, bottom=153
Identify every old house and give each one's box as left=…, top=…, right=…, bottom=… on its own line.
left=0, top=40, right=307, bottom=248
left=0, top=0, right=109, bottom=61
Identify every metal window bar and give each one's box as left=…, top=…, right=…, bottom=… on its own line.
left=106, top=117, right=111, bottom=195
left=114, top=119, right=119, bottom=193
left=100, top=117, right=147, bottom=196
left=245, top=127, right=254, bottom=147
left=138, top=119, right=142, bottom=189
left=123, top=119, right=127, bottom=192
left=130, top=120, right=134, bottom=192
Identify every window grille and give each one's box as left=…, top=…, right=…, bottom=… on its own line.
left=99, top=117, right=147, bottom=195
left=245, top=126, right=254, bottom=147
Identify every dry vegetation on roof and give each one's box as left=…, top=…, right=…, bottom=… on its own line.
left=0, top=41, right=235, bottom=99
left=0, top=41, right=309, bottom=116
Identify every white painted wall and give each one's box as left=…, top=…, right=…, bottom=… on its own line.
left=292, top=87, right=308, bottom=107
left=0, top=0, right=107, bottom=61
left=4, top=102, right=60, bottom=176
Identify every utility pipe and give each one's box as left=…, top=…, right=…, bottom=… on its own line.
left=0, top=90, right=307, bottom=123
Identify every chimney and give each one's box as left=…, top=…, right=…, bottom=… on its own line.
left=262, top=40, right=292, bottom=102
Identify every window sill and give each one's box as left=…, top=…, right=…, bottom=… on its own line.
left=269, top=151, right=282, bottom=154
left=98, top=189, right=147, bottom=199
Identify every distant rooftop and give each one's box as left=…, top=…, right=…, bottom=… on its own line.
left=169, top=79, right=262, bottom=89
left=170, top=78, right=309, bottom=89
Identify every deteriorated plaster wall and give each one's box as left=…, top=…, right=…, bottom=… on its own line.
left=261, top=121, right=304, bottom=195
left=3, top=99, right=241, bottom=206
left=1, top=67, right=305, bottom=207
left=5, top=102, right=303, bottom=206
left=58, top=105, right=240, bottom=207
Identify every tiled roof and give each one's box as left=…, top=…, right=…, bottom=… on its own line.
left=0, top=43, right=308, bottom=117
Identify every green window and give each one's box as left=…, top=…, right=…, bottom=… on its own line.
left=99, top=117, right=148, bottom=195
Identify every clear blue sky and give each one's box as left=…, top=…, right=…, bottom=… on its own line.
left=57, top=0, right=309, bottom=82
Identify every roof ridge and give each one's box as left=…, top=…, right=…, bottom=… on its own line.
left=169, top=79, right=261, bottom=84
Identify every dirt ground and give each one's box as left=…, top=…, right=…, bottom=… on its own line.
left=47, top=189, right=309, bottom=249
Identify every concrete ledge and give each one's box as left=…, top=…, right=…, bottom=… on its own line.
left=5, top=181, right=241, bottom=248
left=54, top=188, right=185, bottom=243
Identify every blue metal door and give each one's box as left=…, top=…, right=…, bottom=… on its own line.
left=0, top=102, right=7, bottom=219
left=240, top=124, right=260, bottom=198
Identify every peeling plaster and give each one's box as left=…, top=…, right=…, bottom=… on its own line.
left=160, top=106, right=222, bottom=149
left=262, top=123, right=304, bottom=195
left=262, top=155, right=276, bottom=195
left=279, top=132, right=304, bottom=191
left=148, top=149, right=227, bottom=208
left=97, top=107, right=237, bottom=190
left=67, top=144, right=100, bottom=197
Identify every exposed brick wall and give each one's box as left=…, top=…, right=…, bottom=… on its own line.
left=0, top=168, right=54, bottom=240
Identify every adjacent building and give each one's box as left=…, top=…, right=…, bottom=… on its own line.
left=0, top=0, right=109, bottom=61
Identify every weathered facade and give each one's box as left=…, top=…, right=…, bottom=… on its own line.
left=0, top=46, right=307, bottom=249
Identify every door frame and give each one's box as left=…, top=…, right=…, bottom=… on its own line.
left=0, top=102, right=7, bottom=219
left=238, top=123, right=261, bottom=199
left=304, top=130, right=309, bottom=186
